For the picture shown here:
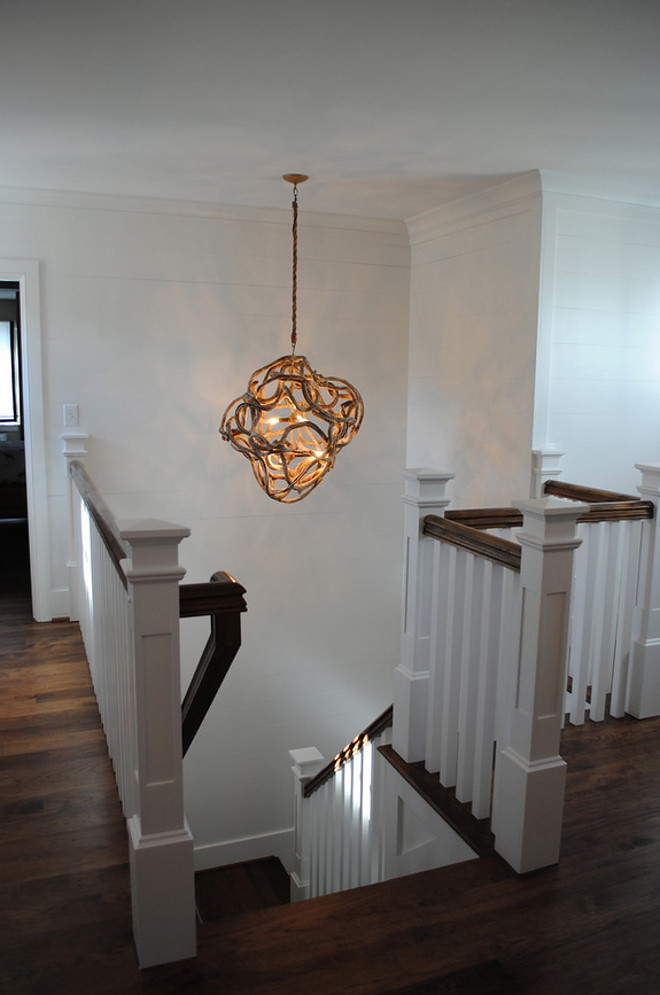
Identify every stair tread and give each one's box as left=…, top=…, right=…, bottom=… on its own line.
left=195, top=856, right=290, bottom=921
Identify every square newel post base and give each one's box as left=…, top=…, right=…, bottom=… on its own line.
left=289, top=747, right=325, bottom=902
left=492, top=748, right=567, bottom=874
left=629, top=464, right=660, bottom=719
left=628, top=638, right=660, bottom=719
left=392, top=666, right=429, bottom=762
left=128, top=817, right=196, bottom=968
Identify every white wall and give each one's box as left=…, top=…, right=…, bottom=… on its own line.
left=405, top=173, right=542, bottom=508
left=535, top=188, right=660, bottom=494
left=0, top=188, right=410, bottom=867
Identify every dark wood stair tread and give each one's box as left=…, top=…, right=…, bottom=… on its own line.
left=195, top=856, right=290, bottom=921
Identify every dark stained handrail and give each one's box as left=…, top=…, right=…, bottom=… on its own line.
left=543, top=479, right=644, bottom=504
left=180, top=572, right=247, bottom=757
left=423, top=480, right=652, bottom=569
left=543, top=480, right=653, bottom=522
left=69, top=459, right=127, bottom=585
left=445, top=507, right=523, bottom=530
left=303, top=705, right=394, bottom=798
left=179, top=572, right=247, bottom=617
left=424, top=514, right=522, bottom=572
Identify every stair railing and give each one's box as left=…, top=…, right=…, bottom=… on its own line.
left=394, top=465, right=660, bottom=874
left=395, top=470, right=584, bottom=874
left=289, top=706, right=393, bottom=900
left=63, top=436, right=246, bottom=967
left=542, top=479, right=653, bottom=723
left=180, top=572, right=247, bottom=756
left=441, top=481, right=655, bottom=725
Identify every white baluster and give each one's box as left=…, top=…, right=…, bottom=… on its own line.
left=611, top=521, right=643, bottom=716
left=472, top=559, right=503, bottom=819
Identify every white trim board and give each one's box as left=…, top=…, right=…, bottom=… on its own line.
left=1, top=259, right=51, bottom=621
left=193, top=828, right=294, bottom=874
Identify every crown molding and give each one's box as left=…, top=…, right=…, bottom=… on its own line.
left=0, top=185, right=408, bottom=236
left=405, top=171, right=543, bottom=244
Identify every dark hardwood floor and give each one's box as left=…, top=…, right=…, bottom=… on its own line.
left=2, top=540, right=660, bottom=993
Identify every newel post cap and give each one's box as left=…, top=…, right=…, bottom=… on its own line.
left=402, top=468, right=454, bottom=510
left=513, top=497, right=583, bottom=547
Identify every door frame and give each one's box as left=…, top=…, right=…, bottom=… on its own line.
left=1, top=259, right=51, bottom=620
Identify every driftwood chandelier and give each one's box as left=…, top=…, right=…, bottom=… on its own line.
left=220, top=174, right=364, bottom=503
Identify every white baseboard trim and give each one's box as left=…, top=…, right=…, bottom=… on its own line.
left=49, top=586, right=70, bottom=621
left=193, top=827, right=294, bottom=874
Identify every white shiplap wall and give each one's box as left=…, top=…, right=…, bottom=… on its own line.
left=405, top=173, right=543, bottom=508
left=540, top=192, right=660, bottom=494
left=0, top=189, right=410, bottom=868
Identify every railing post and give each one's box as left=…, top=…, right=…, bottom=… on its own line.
left=62, top=432, right=89, bottom=621
left=119, top=518, right=195, bottom=968
left=628, top=464, right=660, bottom=718
left=491, top=497, right=582, bottom=874
left=289, top=747, right=325, bottom=902
left=393, top=468, right=454, bottom=762
left=531, top=447, right=564, bottom=498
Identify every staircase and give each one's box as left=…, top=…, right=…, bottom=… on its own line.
left=185, top=708, right=660, bottom=995
left=291, top=464, right=660, bottom=901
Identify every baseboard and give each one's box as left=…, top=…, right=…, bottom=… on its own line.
left=49, top=585, right=70, bottom=621
left=193, top=827, right=294, bottom=874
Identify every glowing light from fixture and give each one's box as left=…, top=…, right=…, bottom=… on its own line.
left=220, top=174, right=363, bottom=503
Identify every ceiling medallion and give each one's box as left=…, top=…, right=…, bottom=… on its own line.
left=220, top=175, right=364, bottom=503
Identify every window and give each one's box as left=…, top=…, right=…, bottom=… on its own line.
left=0, top=283, right=20, bottom=428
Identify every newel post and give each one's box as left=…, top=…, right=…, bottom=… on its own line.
left=491, top=498, right=582, bottom=874
left=628, top=464, right=660, bottom=718
left=393, top=469, right=454, bottom=762
left=289, top=747, right=325, bottom=902
left=119, top=518, right=196, bottom=969
left=531, top=448, right=564, bottom=498
left=62, top=432, right=89, bottom=621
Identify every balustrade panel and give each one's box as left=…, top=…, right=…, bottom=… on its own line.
left=566, top=518, right=645, bottom=724
left=67, top=455, right=195, bottom=967
left=293, top=721, right=391, bottom=900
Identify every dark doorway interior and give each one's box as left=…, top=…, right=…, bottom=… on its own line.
left=0, top=280, right=30, bottom=606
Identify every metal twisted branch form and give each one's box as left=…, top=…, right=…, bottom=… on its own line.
left=219, top=173, right=364, bottom=503
left=220, top=354, right=364, bottom=502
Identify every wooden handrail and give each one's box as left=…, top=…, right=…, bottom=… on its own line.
left=445, top=507, right=523, bottom=530
left=69, top=459, right=127, bottom=585
left=544, top=479, right=641, bottom=503
left=424, top=481, right=653, bottom=574
left=179, top=572, right=247, bottom=617
left=424, top=514, right=522, bottom=572
left=544, top=480, right=653, bottom=522
left=303, top=705, right=394, bottom=798
left=180, top=573, right=247, bottom=757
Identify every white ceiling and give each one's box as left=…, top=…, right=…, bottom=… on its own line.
left=2, top=0, right=659, bottom=220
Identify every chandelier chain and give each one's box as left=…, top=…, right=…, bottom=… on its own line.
left=291, top=184, right=299, bottom=354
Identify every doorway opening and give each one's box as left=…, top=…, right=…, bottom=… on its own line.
left=0, top=281, right=30, bottom=604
